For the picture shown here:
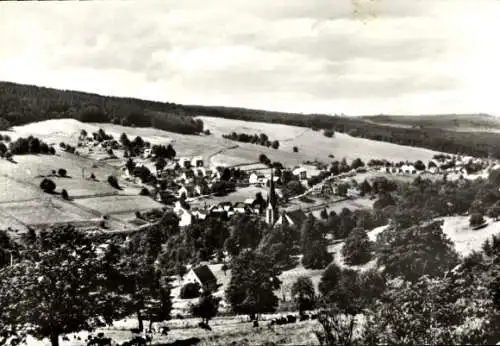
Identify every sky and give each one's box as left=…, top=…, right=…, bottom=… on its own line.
left=1, top=0, right=500, bottom=116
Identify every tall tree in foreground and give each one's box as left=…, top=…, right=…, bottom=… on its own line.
left=226, top=250, right=281, bottom=321
left=0, top=226, right=120, bottom=346
left=291, top=276, right=316, bottom=315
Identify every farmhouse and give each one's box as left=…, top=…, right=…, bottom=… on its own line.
left=184, top=265, right=218, bottom=291
left=173, top=201, right=193, bottom=227
left=178, top=157, right=192, bottom=169
left=292, top=167, right=308, bottom=180
left=249, top=172, right=265, bottom=185
left=191, top=156, right=204, bottom=167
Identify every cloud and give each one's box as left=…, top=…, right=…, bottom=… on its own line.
left=0, top=0, right=499, bottom=115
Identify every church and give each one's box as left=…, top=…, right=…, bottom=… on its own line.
left=265, top=169, right=306, bottom=228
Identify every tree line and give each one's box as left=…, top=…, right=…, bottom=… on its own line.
left=0, top=82, right=204, bottom=135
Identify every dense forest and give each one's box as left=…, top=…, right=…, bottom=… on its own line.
left=0, top=82, right=203, bottom=135
left=2, top=81, right=500, bottom=158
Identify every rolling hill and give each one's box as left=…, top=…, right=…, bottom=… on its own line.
left=2, top=81, right=500, bottom=158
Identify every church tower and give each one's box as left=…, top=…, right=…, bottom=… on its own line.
left=266, top=169, right=278, bottom=225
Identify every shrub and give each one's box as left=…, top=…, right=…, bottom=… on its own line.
left=469, top=213, right=485, bottom=227
left=293, top=146, right=299, bottom=153
left=180, top=282, right=201, bottom=299
left=107, top=175, right=120, bottom=189
left=323, top=129, right=335, bottom=138
left=61, top=189, right=69, bottom=200
left=204, top=129, right=211, bottom=135
left=40, top=179, right=56, bottom=193
left=58, top=168, right=67, bottom=177
left=139, top=187, right=150, bottom=196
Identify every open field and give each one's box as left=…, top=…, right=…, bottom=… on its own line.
left=32, top=177, right=119, bottom=198
left=0, top=176, right=44, bottom=203
left=362, top=113, right=500, bottom=132
left=0, top=198, right=99, bottom=226
left=73, top=195, right=165, bottom=215
left=25, top=316, right=321, bottom=346
left=440, top=216, right=500, bottom=257
left=0, top=152, right=120, bottom=182
left=199, top=116, right=441, bottom=165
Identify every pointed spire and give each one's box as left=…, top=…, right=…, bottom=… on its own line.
left=268, top=168, right=277, bottom=209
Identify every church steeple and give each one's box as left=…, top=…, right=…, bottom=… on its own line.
left=266, top=168, right=278, bottom=225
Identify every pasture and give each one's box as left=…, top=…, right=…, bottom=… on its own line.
left=198, top=116, right=442, bottom=165
left=33, top=177, right=119, bottom=198
left=0, top=176, right=43, bottom=203
left=0, top=198, right=98, bottom=226
left=73, top=195, right=165, bottom=215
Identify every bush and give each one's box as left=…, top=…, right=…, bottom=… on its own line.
left=40, top=179, right=56, bottom=193
left=107, top=175, right=120, bottom=189
left=58, top=168, right=67, bottom=177
left=139, top=187, right=150, bottom=196
left=180, top=282, right=201, bottom=299
left=469, top=213, right=485, bottom=227
left=61, top=189, right=69, bottom=200
left=323, top=129, right=335, bottom=138
left=293, top=146, right=299, bottom=153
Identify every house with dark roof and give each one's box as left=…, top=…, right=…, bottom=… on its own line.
left=184, top=264, right=218, bottom=292
left=274, top=209, right=307, bottom=228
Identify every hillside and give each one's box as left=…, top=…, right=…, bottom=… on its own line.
left=3, top=81, right=500, bottom=158
left=363, top=113, right=500, bottom=132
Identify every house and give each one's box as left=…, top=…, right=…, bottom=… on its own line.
left=233, top=202, right=249, bottom=214
left=184, top=265, right=218, bottom=291
left=177, top=184, right=201, bottom=198
left=401, top=164, right=417, bottom=174
left=274, top=209, right=307, bottom=228
left=292, top=167, right=308, bottom=180
left=249, top=172, right=266, bottom=185
left=178, top=157, right=192, bottom=169
left=173, top=201, right=193, bottom=227
left=191, top=156, right=204, bottom=168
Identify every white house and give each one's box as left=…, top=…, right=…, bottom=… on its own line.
left=178, top=157, right=192, bottom=169
left=401, top=164, right=417, bottom=174
left=292, top=167, right=308, bottom=180
left=173, top=201, right=193, bottom=227
left=248, top=172, right=264, bottom=185
left=191, top=156, right=204, bottom=168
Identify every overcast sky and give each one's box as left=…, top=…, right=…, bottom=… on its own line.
left=1, top=0, right=499, bottom=115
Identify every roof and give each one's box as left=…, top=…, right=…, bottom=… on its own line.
left=234, top=202, right=246, bottom=208
left=286, top=209, right=307, bottom=226
left=191, top=265, right=217, bottom=286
